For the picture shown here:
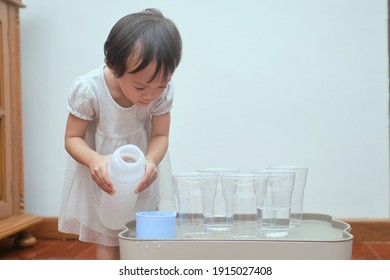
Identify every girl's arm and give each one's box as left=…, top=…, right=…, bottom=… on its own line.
left=135, top=112, right=170, bottom=193
left=64, top=113, right=114, bottom=195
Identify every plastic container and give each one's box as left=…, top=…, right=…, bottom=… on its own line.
left=98, top=144, right=145, bottom=230
left=136, top=211, right=177, bottom=239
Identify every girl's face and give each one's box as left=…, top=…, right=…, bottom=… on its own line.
left=116, top=60, right=171, bottom=107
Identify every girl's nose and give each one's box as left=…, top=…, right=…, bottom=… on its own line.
left=143, top=90, right=158, bottom=100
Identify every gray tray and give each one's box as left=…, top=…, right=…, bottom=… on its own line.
left=119, top=213, right=353, bottom=260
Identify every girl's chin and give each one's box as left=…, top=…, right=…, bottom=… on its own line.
left=136, top=101, right=150, bottom=107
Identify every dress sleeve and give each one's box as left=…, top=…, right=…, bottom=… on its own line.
left=66, top=77, right=99, bottom=121
left=150, top=82, right=174, bottom=116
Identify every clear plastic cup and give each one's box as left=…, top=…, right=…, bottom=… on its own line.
left=220, top=173, right=268, bottom=239
left=266, top=166, right=308, bottom=227
left=173, top=172, right=219, bottom=238
left=197, top=168, right=240, bottom=230
left=252, top=170, right=295, bottom=237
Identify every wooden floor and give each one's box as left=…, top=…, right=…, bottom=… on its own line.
left=1, top=237, right=390, bottom=260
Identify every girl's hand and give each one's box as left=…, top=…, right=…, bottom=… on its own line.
left=89, top=153, right=115, bottom=195
left=135, top=158, right=158, bottom=194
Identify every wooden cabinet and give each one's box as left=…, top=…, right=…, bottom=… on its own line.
left=0, top=0, right=41, bottom=247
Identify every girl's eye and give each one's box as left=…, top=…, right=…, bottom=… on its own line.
left=135, top=86, right=146, bottom=91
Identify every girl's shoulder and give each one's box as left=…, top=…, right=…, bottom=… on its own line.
left=67, top=66, right=105, bottom=120
left=72, top=65, right=105, bottom=92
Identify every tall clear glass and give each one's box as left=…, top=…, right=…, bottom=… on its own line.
left=173, top=172, right=219, bottom=238
left=253, top=170, right=295, bottom=237
left=220, top=173, right=268, bottom=239
left=197, top=168, right=240, bottom=230
left=267, top=166, right=308, bottom=227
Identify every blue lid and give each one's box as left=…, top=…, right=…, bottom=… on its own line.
left=136, top=211, right=176, bottom=218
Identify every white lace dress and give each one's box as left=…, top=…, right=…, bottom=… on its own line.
left=58, top=65, right=177, bottom=246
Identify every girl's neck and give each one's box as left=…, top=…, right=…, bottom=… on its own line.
left=103, top=66, right=134, bottom=108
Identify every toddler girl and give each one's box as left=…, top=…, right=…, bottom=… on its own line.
left=58, top=8, right=182, bottom=259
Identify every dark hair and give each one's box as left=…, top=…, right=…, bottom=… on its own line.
left=104, top=8, right=182, bottom=81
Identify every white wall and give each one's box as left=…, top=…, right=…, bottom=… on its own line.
left=20, top=0, right=389, bottom=218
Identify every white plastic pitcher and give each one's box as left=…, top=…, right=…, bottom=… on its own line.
left=98, top=144, right=145, bottom=230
